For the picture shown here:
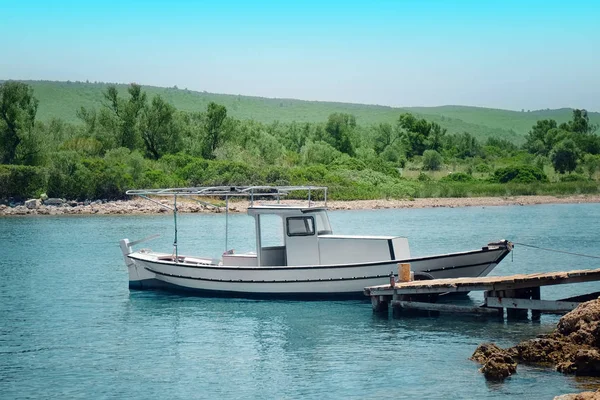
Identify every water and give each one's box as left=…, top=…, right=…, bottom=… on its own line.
left=2, top=203, right=600, bottom=399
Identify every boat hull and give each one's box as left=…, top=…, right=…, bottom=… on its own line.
left=125, top=244, right=511, bottom=299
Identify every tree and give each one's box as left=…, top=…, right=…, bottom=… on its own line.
left=396, top=113, right=446, bottom=157
left=93, top=83, right=147, bottom=151
left=0, top=81, right=39, bottom=164
left=524, top=119, right=558, bottom=155
left=373, top=123, right=397, bottom=154
left=203, top=102, right=227, bottom=158
left=324, top=113, right=356, bottom=155
left=583, top=154, right=600, bottom=179
left=140, top=95, right=179, bottom=160
left=120, top=83, right=147, bottom=150
left=560, top=109, right=596, bottom=135
left=454, top=132, right=482, bottom=159
left=550, top=139, right=578, bottom=174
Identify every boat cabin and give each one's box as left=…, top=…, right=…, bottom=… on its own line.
left=221, top=205, right=410, bottom=267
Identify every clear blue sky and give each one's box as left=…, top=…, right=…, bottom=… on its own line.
left=1, top=0, right=598, bottom=111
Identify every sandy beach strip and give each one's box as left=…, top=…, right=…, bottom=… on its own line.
left=2, top=194, right=600, bottom=216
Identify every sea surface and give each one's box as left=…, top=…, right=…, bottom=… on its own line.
left=2, top=203, right=600, bottom=399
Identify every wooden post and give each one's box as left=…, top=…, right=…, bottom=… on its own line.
left=531, top=286, right=541, bottom=321
left=371, top=295, right=389, bottom=313
left=485, top=290, right=505, bottom=320
left=398, top=263, right=411, bottom=282
left=505, top=289, right=529, bottom=320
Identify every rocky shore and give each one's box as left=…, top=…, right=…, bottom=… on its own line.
left=472, top=299, right=600, bottom=398
left=2, top=194, right=600, bottom=217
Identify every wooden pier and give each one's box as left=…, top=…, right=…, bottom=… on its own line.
left=364, top=268, right=600, bottom=320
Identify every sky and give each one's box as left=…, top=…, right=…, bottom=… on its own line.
left=1, top=0, right=599, bottom=111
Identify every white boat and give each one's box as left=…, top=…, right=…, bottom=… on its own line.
left=120, top=186, right=512, bottom=299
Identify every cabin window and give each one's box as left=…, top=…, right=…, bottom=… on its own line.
left=259, top=214, right=284, bottom=247
left=286, top=216, right=315, bottom=236
left=306, top=210, right=332, bottom=235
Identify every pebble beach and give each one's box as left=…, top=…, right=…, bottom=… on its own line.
left=2, top=194, right=600, bottom=216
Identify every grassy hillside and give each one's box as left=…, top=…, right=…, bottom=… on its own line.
left=20, top=80, right=600, bottom=144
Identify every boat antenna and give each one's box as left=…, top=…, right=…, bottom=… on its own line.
left=173, top=194, right=178, bottom=260
left=225, top=195, right=229, bottom=253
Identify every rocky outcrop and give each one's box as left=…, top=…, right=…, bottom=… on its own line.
left=471, top=343, right=517, bottom=380
left=473, top=299, right=600, bottom=382
left=557, top=300, right=600, bottom=348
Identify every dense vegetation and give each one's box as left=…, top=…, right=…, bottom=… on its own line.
left=1, top=81, right=599, bottom=201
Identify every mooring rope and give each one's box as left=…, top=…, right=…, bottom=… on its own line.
left=514, top=242, right=600, bottom=260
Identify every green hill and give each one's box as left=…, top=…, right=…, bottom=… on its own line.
left=18, top=80, right=600, bottom=144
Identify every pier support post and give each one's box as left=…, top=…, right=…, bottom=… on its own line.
left=505, top=290, right=529, bottom=320
left=371, top=295, right=389, bottom=313
left=530, top=287, right=542, bottom=321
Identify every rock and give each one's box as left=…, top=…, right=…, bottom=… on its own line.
left=471, top=343, right=507, bottom=364
left=472, top=342, right=518, bottom=381
left=480, top=353, right=517, bottom=381
left=25, top=199, right=40, bottom=209
left=554, top=389, right=600, bottom=400
left=474, top=299, right=600, bottom=382
left=67, top=200, right=78, bottom=207
left=512, top=336, right=582, bottom=365
left=558, top=299, right=600, bottom=348
left=573, top=349, right=600, bottom=376
left=44, top=198, right=66, bottom=206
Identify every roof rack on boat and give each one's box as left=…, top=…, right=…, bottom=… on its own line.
left=125, top=186, right=328, bottom=258
left=126, top=185, right=328, bottom=207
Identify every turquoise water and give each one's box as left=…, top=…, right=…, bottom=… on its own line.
left=2, top=204, right=600, bottom=399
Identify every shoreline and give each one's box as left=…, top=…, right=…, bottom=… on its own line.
left=2, top=194, right=600, bottom=216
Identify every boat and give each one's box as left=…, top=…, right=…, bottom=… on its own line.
left=120, top=186, right=512, bottom=299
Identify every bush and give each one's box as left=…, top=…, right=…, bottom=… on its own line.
left=490, top=165, right=548, bottom=184
left=440, top=172, right=474, bottom=182
left=422, top=150, right=443, bottom=171
left=0, top=165, right=48, bottom=199
left=559, top=173, right=590, bottom=182
left=417, top=172, right=431, bottom=182
left=474, top=163, right=492, bottom=173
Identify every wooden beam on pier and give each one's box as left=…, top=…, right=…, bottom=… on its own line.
left=391, top=300, right=501, bottom=315
left=485, top=297, right=580, bottom=312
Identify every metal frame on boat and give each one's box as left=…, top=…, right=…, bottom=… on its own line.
left=120, top=186, right=512, bottom=299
